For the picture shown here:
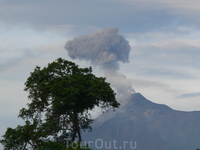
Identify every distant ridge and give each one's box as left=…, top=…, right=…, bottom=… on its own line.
left=83, top=93, right=200, bottom=150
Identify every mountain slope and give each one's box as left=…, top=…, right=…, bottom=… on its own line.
left=83, top=93, right=200, bottom=150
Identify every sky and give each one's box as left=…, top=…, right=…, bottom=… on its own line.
left=1, top=0, right=200, bottom=148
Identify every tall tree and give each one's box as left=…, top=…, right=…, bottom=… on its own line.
left=18, top=58, right=119, bottom=142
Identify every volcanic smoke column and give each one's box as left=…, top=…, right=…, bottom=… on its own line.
left=65, top=27, right=134, bottom=98
left=65, top=27, right=130, bottom=71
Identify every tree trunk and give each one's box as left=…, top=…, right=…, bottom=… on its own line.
left=71, top=112, right=78, bottom=142
left=77, top=125, right=82, bottom=142
left=71, top=112, right=82, bottom=142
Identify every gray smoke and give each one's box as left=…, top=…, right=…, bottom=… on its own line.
left=65, top=27, right=134, bottom=100
left=65, top=27, right=130, bottom=71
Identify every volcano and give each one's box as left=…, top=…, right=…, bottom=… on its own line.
left=83, top=93, right=200, bottom=150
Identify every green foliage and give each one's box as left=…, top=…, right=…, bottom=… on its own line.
left=0, top=126, right=26, bottom=150
left=1, top=58, right=119, bottom=150
left=0, top=120, right=42, bottom=150
left=39, top=141, right=65, bottom=150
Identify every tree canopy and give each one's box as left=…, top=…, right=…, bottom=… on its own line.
left=1, top=58, right=119, bottom=149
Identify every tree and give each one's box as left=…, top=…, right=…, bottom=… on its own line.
left=0, top=120, right=44, bottom=150
left=18, top=58, right=119, bottom=143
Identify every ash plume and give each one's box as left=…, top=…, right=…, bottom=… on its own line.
left=65, top=27, right=134, bottom=100
left=65, top=27, right=130, bottom=71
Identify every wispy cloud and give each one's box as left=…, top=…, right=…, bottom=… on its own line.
left=126, top=28, right=200, bottom=80
left=177, top=92, right=200, bottom=99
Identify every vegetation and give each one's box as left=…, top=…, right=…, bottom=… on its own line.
left=0, top=58, right=119, bottom=150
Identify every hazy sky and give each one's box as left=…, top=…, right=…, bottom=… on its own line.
left=1, top=0, right=200, bottom=148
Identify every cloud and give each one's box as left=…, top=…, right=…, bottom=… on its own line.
left=65, top=27, right=130, bottom=71
left=1, top=0, right=198, bottom=34
left=177, top=92, right=200, bottom=99
left=126, top=29, right=200, bottom=80
left=122, top=0, right=200, bottom=11
left=0, top=1, right=121, bottom=27
left=0, top=48, right=34, bottom=72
